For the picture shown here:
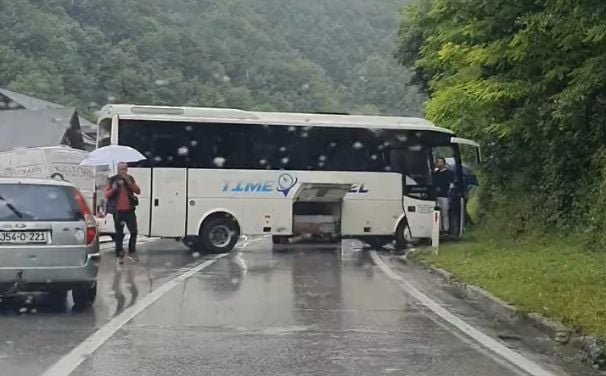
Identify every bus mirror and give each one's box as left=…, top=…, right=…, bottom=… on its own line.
left=451, top=137, right=482, bottom=164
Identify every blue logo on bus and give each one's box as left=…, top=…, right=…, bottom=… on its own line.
left=221, top=173, right=368, bottom=195
left=276, top=173, right=298, bottom=197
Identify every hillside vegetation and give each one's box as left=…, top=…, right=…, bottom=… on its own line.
left=398, top=0, right=606, bottom=247
left=0, top=0, right=423, bottom=116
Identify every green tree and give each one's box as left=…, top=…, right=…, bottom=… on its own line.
left=398, top=0, right=606, bottom=241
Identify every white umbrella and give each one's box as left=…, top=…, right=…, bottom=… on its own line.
left=80, top=145, right=146, bottom=168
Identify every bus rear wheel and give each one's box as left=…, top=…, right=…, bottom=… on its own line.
left=199, top=216, right=240, bottom=254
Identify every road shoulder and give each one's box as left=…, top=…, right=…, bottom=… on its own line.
left=375, top=251, right=604, bottom=376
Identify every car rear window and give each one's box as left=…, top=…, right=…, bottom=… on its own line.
left=0, top=184, right=82, bottom=221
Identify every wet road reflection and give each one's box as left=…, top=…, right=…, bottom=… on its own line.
left=0, top=240, right=212, bottom=376
left=69, top=242, right=528, bottom=376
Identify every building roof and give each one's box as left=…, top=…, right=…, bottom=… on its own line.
left=0, top=88, right=97, bottom=136
left=0, top=108, right=94, bottom=152
left=0, top=88, right=64, bottom=111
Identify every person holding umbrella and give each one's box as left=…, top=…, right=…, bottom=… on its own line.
left=105, top=162, right=141, bottom=263
left=80, top=145, right=146, bottom=264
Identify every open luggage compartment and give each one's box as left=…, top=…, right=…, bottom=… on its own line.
left=291, top=183, right=352, bottom=241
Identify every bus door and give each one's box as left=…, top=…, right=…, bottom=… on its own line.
left=389, top=147, right=436, bottom=239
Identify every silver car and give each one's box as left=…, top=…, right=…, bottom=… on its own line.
left=0, top=178, right=99, bottom=306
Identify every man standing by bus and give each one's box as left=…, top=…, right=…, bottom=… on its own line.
left=105, top=162, right=141, bottom=264
left=433, top=157, right=455, bottom=233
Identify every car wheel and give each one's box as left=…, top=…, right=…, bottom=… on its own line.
left=200, top=216, right=239, bottom=254
left=72, top=284, right=97, bottom=307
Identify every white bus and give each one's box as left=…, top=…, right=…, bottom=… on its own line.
left=96, top=105, right=480, bottom=253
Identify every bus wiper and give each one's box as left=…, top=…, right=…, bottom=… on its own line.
left=0, top=195, right=24, bottom=219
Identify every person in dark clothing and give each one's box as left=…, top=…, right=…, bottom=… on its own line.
left=433, top=157, right=455, bottom=232
left=105, top=162, right=141, bottom=264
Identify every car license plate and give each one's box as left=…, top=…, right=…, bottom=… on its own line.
left=0, top=231, right=49, bottom=244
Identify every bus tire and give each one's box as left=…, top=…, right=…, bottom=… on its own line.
left=182, top=236, right=198, bottom=250
left=394, top=221, right=410, bottom=251
left=199, top=215, right=240, bottom=254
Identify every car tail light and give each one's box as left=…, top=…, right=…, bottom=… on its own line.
left=73, top=188, right=98, bottom=245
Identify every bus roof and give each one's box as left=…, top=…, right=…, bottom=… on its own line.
left=98, top=104, right=454, bottom=134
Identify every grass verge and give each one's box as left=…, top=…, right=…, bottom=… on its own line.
left=416, top=231, right=606, bottom=339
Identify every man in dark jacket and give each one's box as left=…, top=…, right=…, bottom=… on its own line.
left=433, top=157, right=455, bottom=233
left=105, top=162, right=141, bottom=264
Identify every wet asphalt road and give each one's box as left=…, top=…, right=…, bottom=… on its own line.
left=0, top=238, right=602, bottom=376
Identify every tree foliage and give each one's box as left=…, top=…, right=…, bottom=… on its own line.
left=398, top=0, right=606, bottom=243
left=0, top=0, right=423, bottom=117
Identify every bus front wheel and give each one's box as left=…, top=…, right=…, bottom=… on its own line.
left=199, top=216, right=240, bottom=254
left=394, top=221, right=410, bottom=251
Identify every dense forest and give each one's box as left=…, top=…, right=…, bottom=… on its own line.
left=398, top=0, right=606, bottom=246
left=0, top=0, right=423, bottom=117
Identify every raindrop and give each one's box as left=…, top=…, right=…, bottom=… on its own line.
left=222, top=75, right=231, bottom=83
left=185, top=125, right=193, bottom=132
left=280, top=157, right=289, bottom=164
left=370, top=154, right=378, bottom=160
left=190, top=140, right=198, bottom=147
left=107, top=95, right=117, bottom=102
left=318, top=162, right=325, bottom=167
left=167, top=156, right=174, bottom=161
left=164, top=261, right=172, bottom=267
left=213, top=157, right=226, bottom=167
left=288, top=126, right=296, bottom=132
left=47, top=192, right=58, bottom=200
left=399, top=134, right=408, bottom=142
left=25, top=296, right=33, bottom=304
left=329, top=142, right=337, bottom=148
left=301, top=83, right=310, bottom=91
left=279, top=146, right=287, bottom=152
left=18, top=307, right=27, bottom=314
left=154, top=156, right=162, bottom=162
left=303, top=126, right=312, bottom=131
left=408, top=145, right=422, bottom=152
left=353, top=141, right=364, bottom=150
left=301, top=132, right=308, bottom=138
left=145, top=151, right=153, bottom=157
left=384, top=166, right=392, bottom=171
left=30, top=309, right=37, bottom=314
left=177, top=146, right=189, bottom=156
left=319, top=155, right=327, bottom=161
left=192, top=252, right=201, bottom=259
left=259, top=159, right=267, bottom=165
left=155, top=79, right=170, bottom=86
left=230, top=277, right=240, bottom=285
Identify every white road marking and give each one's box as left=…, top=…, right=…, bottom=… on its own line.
left=41, top=253, right=228, bottom=376
left=370, top=251, right=560, bottom=376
